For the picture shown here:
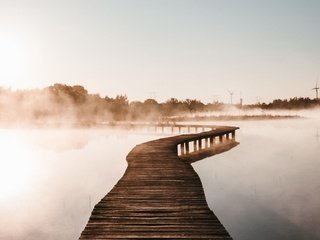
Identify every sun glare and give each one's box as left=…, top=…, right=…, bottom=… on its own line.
left=0, top=131, right=35, bottom=203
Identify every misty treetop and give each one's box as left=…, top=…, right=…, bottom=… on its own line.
left=0, top=84, right=319, bottom=126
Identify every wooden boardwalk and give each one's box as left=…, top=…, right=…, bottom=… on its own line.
left=80, top=126, right=239, bottom=239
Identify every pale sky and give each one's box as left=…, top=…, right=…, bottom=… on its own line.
left=0, top=0, right=320, bottom=103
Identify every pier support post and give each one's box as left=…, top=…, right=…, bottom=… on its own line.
left=199, top=139, right=202, bottom=149
left=185, top=142, right=189, bottom=154
left=210, top=136, right=214, bottom=146
left=205, top=138, right=208, bottom=148
left=232, top=131, right=235, bottom=139
left=193, top=140, right=197, bottom=152
left=219, top=135, right=223, bottom=142
left=181, top=143, right=185, bottom=155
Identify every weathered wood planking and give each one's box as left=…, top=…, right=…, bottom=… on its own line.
left=80, top=126, right=239, bottom=239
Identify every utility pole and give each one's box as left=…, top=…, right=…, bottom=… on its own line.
left=227, top=90, right=234, bottom=105
left=312, top=82, right=319, bottom=100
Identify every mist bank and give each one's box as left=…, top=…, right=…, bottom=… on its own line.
left=170, top=114, right=303, bottom=122
left=0, top=84, right=319, bottom=127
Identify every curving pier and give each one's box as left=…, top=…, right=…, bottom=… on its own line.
left=80, top=126, right=239, bottom=239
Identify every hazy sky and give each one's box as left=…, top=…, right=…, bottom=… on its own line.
left=0, top=0, right=320, bottom=103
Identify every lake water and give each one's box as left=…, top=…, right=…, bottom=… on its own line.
left=194, top=118, right=320, bottom=240
left=0, top=118, right=319, bottom=239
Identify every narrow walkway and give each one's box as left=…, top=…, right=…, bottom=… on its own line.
left=80, top=126, right=239, bottom=239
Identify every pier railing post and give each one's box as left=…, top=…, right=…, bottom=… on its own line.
left=181, top=143, right=185, bottom=155
left=210, top=136, right=214, bottom=146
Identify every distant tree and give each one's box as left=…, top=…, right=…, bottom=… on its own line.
left=162, top=98, right=186, bottom=116
left=105, top=95, right=129, bottom=121
left=184, top=99, right=205, bottom=112
left=144, top=99, right=158, bottom=105
left=47, top=83, right=88, bottom=104
left=70, top=85, right=88, bottom=104
left=128, top=101, right=144, bottom=120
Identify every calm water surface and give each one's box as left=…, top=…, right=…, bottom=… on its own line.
left=194, top=118, right=320, bottom=240
left=0, top=119, right=319, bottom=239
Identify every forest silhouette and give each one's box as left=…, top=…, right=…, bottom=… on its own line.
left=0, top=83, right=319, bottom=126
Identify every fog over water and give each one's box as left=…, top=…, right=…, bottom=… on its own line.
left=0, top=112, right=319, bottom=239
left=0, top=129, right=162, bottom=240
left=194, top=117, right=320, bottom=240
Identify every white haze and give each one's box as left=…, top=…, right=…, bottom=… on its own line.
left=188, top=106, right=320, bottom=119
left=0, top=129, right=166, bottom=240
left=0, top=110, right=319, bottom=239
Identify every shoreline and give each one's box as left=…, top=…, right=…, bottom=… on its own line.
left=0, top=115, right=306, bottom=129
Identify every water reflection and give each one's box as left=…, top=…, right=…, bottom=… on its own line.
left=0, top=131, right=35, bottom=203
left=193, top=119, right=320, bottom=240
left=0, top=119, right=319, bottom=239
left=0, top=129, right=159, bottom=240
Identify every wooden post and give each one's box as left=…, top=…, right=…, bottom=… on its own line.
left=226, top=133, right=229, bottom=140
left=205, top=138, right=208, bottom=148
left=193, top=140, right=197, bottom=152
left=185, top=142, right=189, bottom=154
left=232, top=131, right=235, bottom=139
left=210, top=136, right=214, bottom=146
left=199, top=138, right=202, bottom=149
left=181, top=143, right=185, bottom=155
left=219, top=135, right=223, bottom=142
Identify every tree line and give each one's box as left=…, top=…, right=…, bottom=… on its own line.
left=0, top=83, right=224, bottom=125
left=0, top=84, right=319, bottom=125
left=248, top=97, right=320, bottom=110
